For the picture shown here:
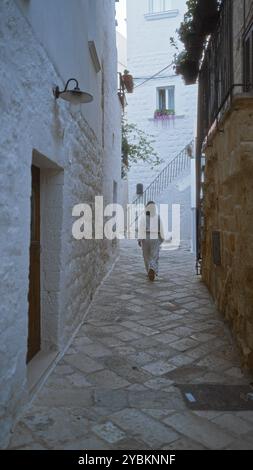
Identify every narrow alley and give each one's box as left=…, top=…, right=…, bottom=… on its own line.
left=9, top=242, right=253, bottom=450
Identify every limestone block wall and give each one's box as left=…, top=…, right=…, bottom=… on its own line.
left=201, top=96, right=253, bottom=369
left=0, top=0, right=121, bottom=448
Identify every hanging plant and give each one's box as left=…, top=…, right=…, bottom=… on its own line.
left=195, top=0, right=220, bottom=35
left=170, top=0, right=221, bottom=84
left=122, top=69, right=134, bottom=93
left=173, top=51, right=199, bottom=85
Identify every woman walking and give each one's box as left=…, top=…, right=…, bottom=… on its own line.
left=138, top=201, right=164, bottom=281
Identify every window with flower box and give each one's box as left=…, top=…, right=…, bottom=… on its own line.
left=154, top=86, right=175, bottom=119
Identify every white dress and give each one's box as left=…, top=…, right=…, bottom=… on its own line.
left=138, top=213, right=164, bottom=275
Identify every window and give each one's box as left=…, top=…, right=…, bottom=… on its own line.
left=145, top=0, right=178, bottom=20
left=158, top=89, right=166, bottom=110
left=157, top=86, right=175, bottom=112
left=244, top=22, right=253, bottom=91
left=149, top=0, right=172, bottom=13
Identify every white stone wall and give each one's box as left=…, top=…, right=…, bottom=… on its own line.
left=0, top=0, right=121, bottom=448
left=157, top=169, right=192, bottom=248
left=117, top=32, right=127, bottom=74
left=126, top=0, right=197, bottom=202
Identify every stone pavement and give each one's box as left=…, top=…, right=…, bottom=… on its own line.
left=9, top=241, right=253, bottom=450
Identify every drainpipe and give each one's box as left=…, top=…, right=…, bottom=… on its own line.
left=195, top=78, right=203, bottom=274
left=243, top=0, right=246, bottom=34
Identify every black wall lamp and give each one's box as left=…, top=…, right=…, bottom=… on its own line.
left=53, top=78, right=93, bottom=105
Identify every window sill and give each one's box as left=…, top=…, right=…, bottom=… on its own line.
left=148, top=114, right=185, bottom=121
left=144, top=9, right=179, bottom=21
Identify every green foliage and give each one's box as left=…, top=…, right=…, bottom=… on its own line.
left=184, top=0, right=199, bottom=22
left=154, top=109, right=175, bottom=117
left=170, top=0, right=199, bottom=50
left=121, top=118, right=161, bottom=179
left=169, top=0, right=220, bottom=83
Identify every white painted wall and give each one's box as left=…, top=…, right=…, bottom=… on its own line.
left=126, top=0, right=197, bottom=203
left=0, top=0, right=121, bottom=448
left=116, top=29, right=128, bottom=233
left=116, top=0, right=127, bottom=37
left=117, top=31, right=127, bottom=73
left=16, top=0, right=103, bottom=139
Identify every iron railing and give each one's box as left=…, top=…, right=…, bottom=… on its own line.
left=132, top=141, right=193, bottom=207
left=244, top=19, right=253, bottom=91
left=195, top=0, right=253, bottom=272
left=198, top=0, right=233, bottom=147
left=195, top=0, right=233, bottom=271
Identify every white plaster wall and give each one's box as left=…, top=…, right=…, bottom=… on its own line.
left=0, top=0, right=121, bottom=448
left=16, top=0, right=104, bottom=139
left=117, top=31, right=127, bottom=73
left=116, top=31, right=129, bottom=235
left=157, top=167, right=192, bottom=248
left=126, top=0, right=197, bottom=202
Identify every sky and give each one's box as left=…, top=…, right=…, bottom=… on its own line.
left=116, top=0, right=127, bottom=37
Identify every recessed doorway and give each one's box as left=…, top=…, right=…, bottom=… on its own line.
left=27, top=165, right=41, bottom=363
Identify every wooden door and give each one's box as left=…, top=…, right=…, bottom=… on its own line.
left=27, top=165, right=41, bottom=363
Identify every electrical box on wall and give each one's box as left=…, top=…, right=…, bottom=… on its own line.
left=136, top=183, right=144, bottom=195
left=212, top=231, right=221, bottom=266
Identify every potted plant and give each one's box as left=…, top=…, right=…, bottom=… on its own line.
left=195, top=0, right=220, bottom=36
left=174, top=51, right=199, bottom=85
left=177, top=14, right=204, bottom=58
left=122, top=70, right=134, bottom=93
left=154, top=109, right=175, bottom=119
left=180, top=0, right=220, bottom=38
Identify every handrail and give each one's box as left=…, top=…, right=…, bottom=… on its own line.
left=132, top=140, right=193, bottom=206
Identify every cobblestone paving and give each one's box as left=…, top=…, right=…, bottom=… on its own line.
left=9, top=241, right=253, bottom=450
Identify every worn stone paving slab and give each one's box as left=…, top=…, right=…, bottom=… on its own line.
left=8, top=240, right=253, bottom=450
left=110, top=408, right=179, bottom=448
left=87, top=369, right=131, bottom=390
left=92, top=422, right=126, bottom=444
left=163, top=412, right=235, bottom=449
left=211, top=413, right=253, bottom=435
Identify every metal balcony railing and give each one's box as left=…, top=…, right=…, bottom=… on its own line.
left=132, top=141, right=193, bottom=207
left=198, top=0, right=233, bottom=148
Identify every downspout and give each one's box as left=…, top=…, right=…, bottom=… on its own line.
left=195, top=77, right=203, bottom=275
left=244, top=0, right=246, bottom=34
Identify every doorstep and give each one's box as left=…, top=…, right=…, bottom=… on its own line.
left=27, top=350, right=58, bottom=396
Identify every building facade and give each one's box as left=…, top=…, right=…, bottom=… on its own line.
left=196, top=0, right=253, bottom=368
left=117, top=31, right=127, bottom=74
left=116, top=30, right=129, bottom=223
left=126, top=0, right=197, bottom=247
left=0, top=0, right=122, bottom=448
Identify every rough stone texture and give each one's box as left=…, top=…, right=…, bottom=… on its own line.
left=7, top=241, right=253, bottom=450
left=202, top=96, right=253, bottom=370
left=0, top=0, right=121, bottom=448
